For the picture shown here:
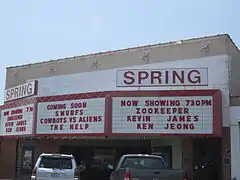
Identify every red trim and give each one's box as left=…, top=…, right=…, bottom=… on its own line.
left=212, top=90, right=222, bottom=136
left=104, top=94, right=112, bottom=136
left=36, top=91, right=106, bottom=102
left=109, top=133, right=220, bottom=137
left=0, top=104, right=3, bottom=111
left=105, top=94, right=113, bottom=136
left=1, top=98, right=35, bottom=109
left=32, top=99, right=38, bottom=136
left=35, top=133, right=105, bottom=137
left=0, top=135, right=34, bottom=139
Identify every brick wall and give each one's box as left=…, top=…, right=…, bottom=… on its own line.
left=0, top=139, right=17, bottom=179
left=222, top=127, right=231, bottom=180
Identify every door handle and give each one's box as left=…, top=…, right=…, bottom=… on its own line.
left=154, top=172, right=161, bottom=174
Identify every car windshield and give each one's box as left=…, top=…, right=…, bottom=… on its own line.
left=121, top=157, right=164, bottom=169
left=39, top=156, right=72, bottom=169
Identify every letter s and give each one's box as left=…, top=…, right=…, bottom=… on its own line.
left=194, top=115, right=199, bottom=121
left=123, top=71, right=135, bottom=85
left=6, top=90, right=10, bottom=101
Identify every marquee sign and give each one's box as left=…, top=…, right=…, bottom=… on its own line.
left=0, top=90, right=221, bottom=137
left=36, top=98, right=105, bottom=135
left=111, top=90, right=221, bottom=136
left=0, top=104, right=34, bottom=136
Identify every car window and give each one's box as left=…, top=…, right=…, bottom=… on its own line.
left=39, top=156, right=73, bottom=169
left=121, top=157, right=164, bottom=169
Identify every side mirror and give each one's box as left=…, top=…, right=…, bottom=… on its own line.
left=78, top=164, right=86, bottom=172
left=107, top=164, right=114, bottom=170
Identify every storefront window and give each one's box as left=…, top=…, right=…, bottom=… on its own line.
left=21, top=147, right=34, bottom=174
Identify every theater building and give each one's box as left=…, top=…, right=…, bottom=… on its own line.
left=0, top=34, right=239, bottom=180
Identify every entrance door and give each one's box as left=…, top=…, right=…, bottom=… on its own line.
left=192, top=137, right=222, bottom=180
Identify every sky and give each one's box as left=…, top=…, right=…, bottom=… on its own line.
left=0, top=0, right=239, bottom=103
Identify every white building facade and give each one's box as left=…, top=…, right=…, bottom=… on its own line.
left=0, top=34, right=239, bottom=180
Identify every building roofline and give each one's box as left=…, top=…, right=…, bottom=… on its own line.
left=224, top=34, right=240, bottom=54
left=7, top=33, right=233, bottom=69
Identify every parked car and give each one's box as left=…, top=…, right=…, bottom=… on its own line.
left=31, top=153, right=79, bottom=180
left=109, top=154, right=187, bottom=180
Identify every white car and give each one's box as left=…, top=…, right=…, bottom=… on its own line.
left=31, top=153, right=79, bottom=180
